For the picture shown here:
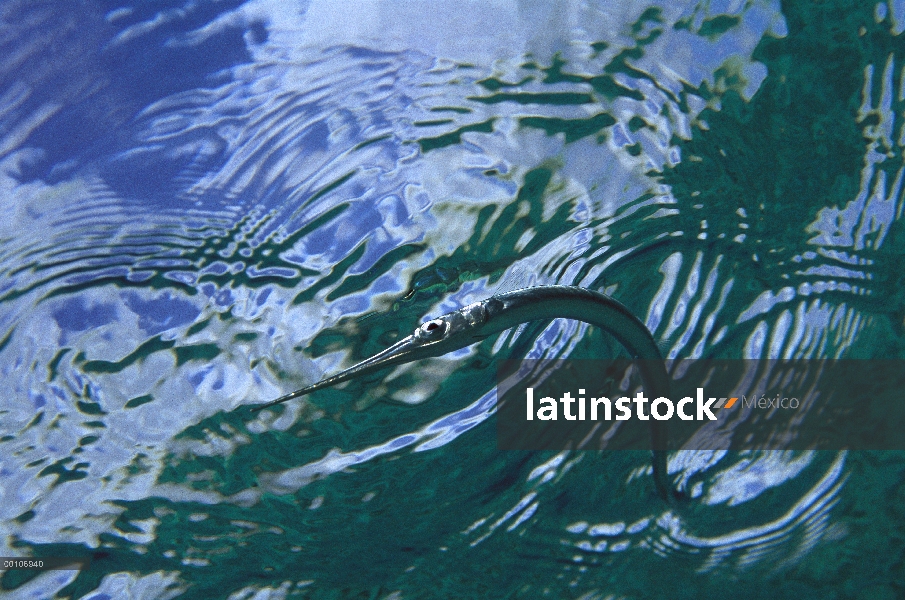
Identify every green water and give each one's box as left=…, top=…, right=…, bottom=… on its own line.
left=1, top=1, right=904, bottom=598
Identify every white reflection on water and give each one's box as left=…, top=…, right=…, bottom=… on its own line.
left=1, top=0, right=901, bottom=597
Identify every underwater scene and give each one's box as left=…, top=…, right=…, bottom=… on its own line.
left=1, top=0, right=904, bottom=598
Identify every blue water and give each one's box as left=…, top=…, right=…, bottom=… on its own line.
left=1, top=1, right=904, bottom=598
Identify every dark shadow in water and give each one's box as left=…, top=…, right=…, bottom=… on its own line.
left=8, top=1, right=905, bottom=598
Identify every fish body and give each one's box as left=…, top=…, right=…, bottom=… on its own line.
left=254, top=286, right=676, bottom=500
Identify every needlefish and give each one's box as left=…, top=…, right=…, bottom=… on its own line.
left=252, top=285, right=677, bottom=501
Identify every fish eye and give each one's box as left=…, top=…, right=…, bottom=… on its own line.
left=419, top=319, right=445, bottom=338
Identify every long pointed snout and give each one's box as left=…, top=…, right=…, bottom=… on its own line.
left=251, top=335, right=421, bottom=412
left=249, top=286, right=677, bottom=501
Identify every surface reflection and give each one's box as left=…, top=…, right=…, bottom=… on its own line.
left=0, top=0, right=903, bottom=598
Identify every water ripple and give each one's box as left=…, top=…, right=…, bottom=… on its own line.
left=1, top=1, right=904, bottom=598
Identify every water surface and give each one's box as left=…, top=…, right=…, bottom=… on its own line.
left=1, top=1, right=904, bottom=598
